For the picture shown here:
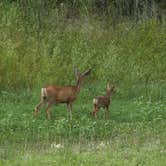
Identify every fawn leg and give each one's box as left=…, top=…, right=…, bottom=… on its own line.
left=105, top=107, right=109, bottom=119
left=93, top=105, right=98, bottom=118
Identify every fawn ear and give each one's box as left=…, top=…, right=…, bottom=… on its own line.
left=111, top=85, right=116, bottom=91
left=107, top=81, right=111, bottom=90
left=82, top=68, right=91, bottom=77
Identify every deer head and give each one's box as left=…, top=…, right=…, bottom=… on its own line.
left=74, top=66, right=91, bottom=91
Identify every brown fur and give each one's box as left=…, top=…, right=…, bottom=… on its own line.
left=34, top=67, right=91, bottom=120
left=91, top=82, right=115, bottom=119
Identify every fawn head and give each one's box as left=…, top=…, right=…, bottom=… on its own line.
left=106, top=81, right=115, bottom=96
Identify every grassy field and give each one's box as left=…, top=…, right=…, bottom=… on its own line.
left=0, top=84, right=165, bottom=166
left=0, top=1, right=166, bottom=165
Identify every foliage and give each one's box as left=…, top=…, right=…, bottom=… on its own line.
left=0, top=2, right=165, bottom=99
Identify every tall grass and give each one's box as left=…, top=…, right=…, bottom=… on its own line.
left=0, top=1, right=165, bottom=99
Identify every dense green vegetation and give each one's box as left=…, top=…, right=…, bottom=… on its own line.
left=0, top=1, right=165, bottom=94
left=0, top=0, right=166, bottom=165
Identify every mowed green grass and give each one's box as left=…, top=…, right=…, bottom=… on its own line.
left=0, top=88, right=165, bottom=166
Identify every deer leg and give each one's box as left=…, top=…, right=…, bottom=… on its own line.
left=34, top=101, right=45, bottom=117
left=67, top=103, right=72, bottom=120
left=45, top=103, right=52, bottom=120
left=67, top=103, right=70, bottom=120
left=69, top=103, right=73, bottom=120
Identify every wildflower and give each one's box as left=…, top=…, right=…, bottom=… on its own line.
left=51, top=143, right=64, bottom=149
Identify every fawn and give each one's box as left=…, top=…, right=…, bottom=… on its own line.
left=91, top=82, right=115, bottom=119
left=34, top=67, right=91, bottom=120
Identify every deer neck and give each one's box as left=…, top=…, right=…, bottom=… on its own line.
left=76, top=79, right=82, bottom=93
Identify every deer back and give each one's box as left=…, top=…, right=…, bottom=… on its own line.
left=43, top=85, right=78, bottom=104
left=41, top=67, right=91, bottom=104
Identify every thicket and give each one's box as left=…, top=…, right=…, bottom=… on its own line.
left=0, top=0, right=165, bottom=98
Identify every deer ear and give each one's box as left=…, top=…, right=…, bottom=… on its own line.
left=82, top=69, right=91, bottom=76
left=74, top=66, right=80, bottom=77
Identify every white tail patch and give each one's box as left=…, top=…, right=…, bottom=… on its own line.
left=93, top=98, right=98, bottom=105
left=41, top=88, right=47, bottom=99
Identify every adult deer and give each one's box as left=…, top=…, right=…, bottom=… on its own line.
left=34, top=67, right=91, bottom=120
left=91, top=82, right=115, bottom=119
